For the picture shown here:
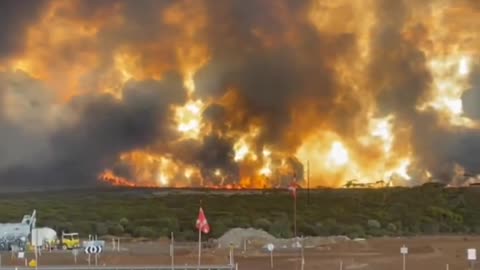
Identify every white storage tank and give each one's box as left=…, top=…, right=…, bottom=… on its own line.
left=31, top=228, right=57, bottom=247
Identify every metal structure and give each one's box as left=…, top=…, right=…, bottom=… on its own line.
left=0, top=210, right=36, bottom=251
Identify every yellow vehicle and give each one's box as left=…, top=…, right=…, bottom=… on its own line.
left=60, top=232, right=80, bottom=250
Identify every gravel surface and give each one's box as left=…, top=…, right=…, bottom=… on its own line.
left=217, top=228, right=275, bottom=248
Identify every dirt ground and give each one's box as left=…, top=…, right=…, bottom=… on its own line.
left=2, top=236, right=480, bottom=270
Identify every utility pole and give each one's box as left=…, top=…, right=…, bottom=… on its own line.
left=307, top=160, right=310, bottom=204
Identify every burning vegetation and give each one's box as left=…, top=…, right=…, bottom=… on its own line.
left=0, top=0, right=479, bottom=188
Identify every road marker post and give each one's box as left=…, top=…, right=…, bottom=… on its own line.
left=400, top=245, right=408, bottom=270
left=267, top=243, right=274, bottom=269
left=229, top=243, right=235, bottom=266
left=18, top=251, right=26, bottom=268
left=300, top=236, right=305, bottom=270
left=34, top=244, right=38, bottom=270
left=468, top=248, right=477, bottom=270
left=72, top=248, right=79, bottom=264
left=85, top=245, right=103, bottom=266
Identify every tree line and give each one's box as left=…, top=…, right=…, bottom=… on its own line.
left=0, top=184, right=478, bottom=240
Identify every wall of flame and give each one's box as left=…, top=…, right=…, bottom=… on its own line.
left=0, top=0, right=479, bottom=188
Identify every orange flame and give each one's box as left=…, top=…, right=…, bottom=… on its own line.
left=2, top=0, right=479, bottom=189
left=99, top=170, right=151, bottom=188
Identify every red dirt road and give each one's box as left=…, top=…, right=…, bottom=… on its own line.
left=2, top=236, right=480, bottom=270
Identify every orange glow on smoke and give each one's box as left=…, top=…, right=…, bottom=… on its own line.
left=2, top=0, right=480, bottom=189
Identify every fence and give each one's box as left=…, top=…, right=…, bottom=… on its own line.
left=0, top=265, right=237, bottom=270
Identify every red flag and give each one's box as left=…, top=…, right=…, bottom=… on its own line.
left=288, top=173, right=301, bottom=198
left=196, top=207, right=210, bottom=234
left=288, top=182, right=297, bottom=198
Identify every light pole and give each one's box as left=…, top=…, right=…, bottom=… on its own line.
left=307, top=160, right=310, bottom=204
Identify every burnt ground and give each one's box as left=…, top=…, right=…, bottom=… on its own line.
left=2, top=236, right=480, bottom=269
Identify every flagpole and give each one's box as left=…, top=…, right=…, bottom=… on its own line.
left=198, top=200, right=202, bottom=269
left=289, top=175, right=298, bottom=239
left=198, top=225, right=201, bottom=268
left=293, top=174, right=297, bottom=238
left=294, top=192, right=297, bottom=238
left=170, top=232, right=174, bottom=270
left=307, top=160, right=310, bottom=205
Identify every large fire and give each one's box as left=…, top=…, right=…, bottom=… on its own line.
left=0, top=0, right=479, bottom=189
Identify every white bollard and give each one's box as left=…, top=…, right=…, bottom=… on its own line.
left=270, top=251, right=273, bottom=269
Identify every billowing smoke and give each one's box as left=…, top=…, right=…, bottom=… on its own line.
left=0, top=72, right=187, bottom=186
left=0, top=1, right=49, bottom=60
left=463, top=65, right=480, bottom=120
left=0, top=0, right=479, bottom=188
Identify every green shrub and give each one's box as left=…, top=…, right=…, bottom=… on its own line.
left=177, top=230, right=195, bottom=241
left=253, top=218, right=271, bottom=231
left=387, top=223, right=397, bottom=232
left=313, top=218, right=340, bottom=236
left=421, top=223, right=440, bottom=234
left=119, top=217, right=129, bottom=227
left=313, top=222, right=328, bottom=236
left=298, top=221, right=316, bottom=236
left=343, top=224, right=366, bottom=239
left=94, top=222, right=109, bottom=236
left=211, top=221, right=228, bottom=238
left=232, top=216, right=251, bottom=228
left=157, top=217, right=179, bottom=233
left=108, top=223, right=124, bottom=236
left=2, top=186, right=479, bottom=239
left=269, top=215, right=292, bottom=238
left=472, top=226, right=480, bottom=234
left=133, top=226, right=156, bottom=238
left=367, top=219, right=381, bottom=229
left=73, top=221, right=94, bottom=236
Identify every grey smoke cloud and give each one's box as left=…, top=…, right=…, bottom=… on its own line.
left=0, top=0, right=479, bottom=187
left=463, top=64, right=480, bottom=121
left=0, top=72, right=187, bottom=186
left=0, top=1, right=49, bottom=60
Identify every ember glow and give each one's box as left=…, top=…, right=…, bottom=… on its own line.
left=0, top=0, right=479, bottom=189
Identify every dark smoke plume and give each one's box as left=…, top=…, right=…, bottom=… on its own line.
left=0, top=73, right=186, bottom=186
left=367, top=0, right=480, bottom=183
left=0, top=0, right=479, bottom=187
left=0, top=0, right=49, bottom=60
